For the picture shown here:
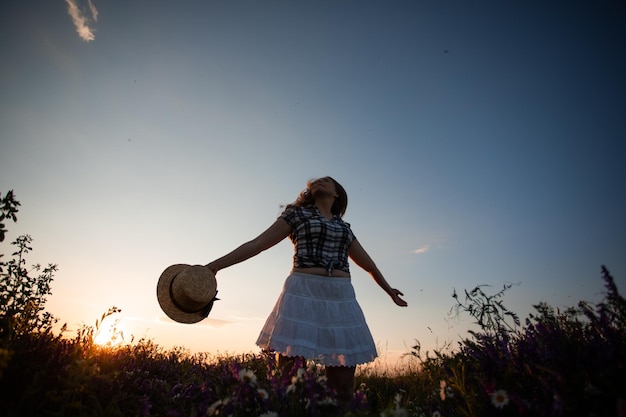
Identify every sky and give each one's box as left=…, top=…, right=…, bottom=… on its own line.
left=1, top=0, right=625, bottom=366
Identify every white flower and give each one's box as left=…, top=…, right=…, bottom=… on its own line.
left=318, top=396, right=337, bottom=406
left=238, top=368, right=257, bottom=386
left=257, top=388, right=269, bottom=400
left=286, top=383, right=297, bottom=394
left=206, top=399, right=223, bottom=415
left=379, top=392, right=408, bottom=417
left=432, top=411, right=442, bottom=417
left=491, top=389, right=510, bottom=409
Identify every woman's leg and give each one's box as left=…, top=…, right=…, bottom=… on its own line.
left=326, top=365, right=356, bottom=405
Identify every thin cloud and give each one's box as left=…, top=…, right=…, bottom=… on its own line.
left=65, top=0, right=98, bottom=42
left=412, top=245, right=430, bottom=255
left=158, top=315, right=233, bottom=327
left=87, top=0, right=98, bottom=22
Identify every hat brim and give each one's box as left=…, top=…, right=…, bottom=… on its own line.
left=156, top=264, right=218, bottom=324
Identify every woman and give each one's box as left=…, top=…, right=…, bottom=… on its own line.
left=206, top=176, right=407, bottom=404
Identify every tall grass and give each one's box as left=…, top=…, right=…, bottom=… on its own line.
left=1, top=193, right=624, bottom=416
left=1, top=266, right=623, bottom=416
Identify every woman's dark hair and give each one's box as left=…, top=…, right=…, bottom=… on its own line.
left=291, top=177, right=348, bottom=218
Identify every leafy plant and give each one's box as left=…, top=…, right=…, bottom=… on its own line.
left=451, top=282, right=521, bottom=336
left=1, top=190, right=59, bottom=341
left=0, top=234, right=59, bottom=340
left=441, top=266, right=626, bottom=416
left=0, top=190, right=20, bottom=244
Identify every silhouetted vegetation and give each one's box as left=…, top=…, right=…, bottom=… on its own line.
left=1, top=190, right=624, bottom=416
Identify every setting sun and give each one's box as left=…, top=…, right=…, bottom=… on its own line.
left=94, top=316, right=126, bottom=347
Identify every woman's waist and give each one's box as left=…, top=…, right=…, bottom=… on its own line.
left=292, top=267, right=351, bottom=278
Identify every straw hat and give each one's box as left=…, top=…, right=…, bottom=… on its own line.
left=157, top=264, right=218, bottom=324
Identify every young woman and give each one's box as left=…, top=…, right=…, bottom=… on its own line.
left=206, top=176, right=407, bottom=404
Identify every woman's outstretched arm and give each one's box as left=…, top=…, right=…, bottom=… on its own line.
left=349, top=239, right=408, bottom=307
left=206, top=219, right=292, bottom=274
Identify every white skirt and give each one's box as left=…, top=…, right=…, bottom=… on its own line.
left=256, top=272, right=377, bottom=367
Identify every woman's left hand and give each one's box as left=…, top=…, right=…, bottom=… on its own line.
left=391, top=289, right=408, bottom=307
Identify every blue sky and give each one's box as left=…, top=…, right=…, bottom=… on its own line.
left=1, top=0, right=625, bottom=365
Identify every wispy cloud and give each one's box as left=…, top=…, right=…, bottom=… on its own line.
left=412, top=245, right=430, bottom=255
left=65, top=0, right=98, bottom=42
left=158, top=315, right=233, bottom=327
left=87, top=0, right=98, bottom=22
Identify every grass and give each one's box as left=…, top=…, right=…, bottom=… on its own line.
left=3, top=193, right=621, bottom=415
left=1, top=266, right=624, bottom=416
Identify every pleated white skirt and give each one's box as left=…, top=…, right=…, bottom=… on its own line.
left=256, top=272, right=377, bottom=367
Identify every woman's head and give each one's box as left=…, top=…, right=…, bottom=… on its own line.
left=294, top=176, right=348, bottom=217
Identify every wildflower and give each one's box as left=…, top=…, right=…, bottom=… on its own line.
left=290, top=368, right=306, bottom=385
left=238, top=368, right=257, bottom=386
left=380, top=392, right=409, bottom=417
left=257, top=388, right=269, bottom=400
left=491, top=389, right=509, bottom=409
left=286, top=382, right=297, bottom=394
left=318, top=396, right=338, bottom=406
left=355, top=384, right=368, bottom=400
left=206, top=399, right=223, bottom=415
left=432, top=411, right=442, bottom=417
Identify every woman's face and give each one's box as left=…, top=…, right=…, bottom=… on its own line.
left=309, top=177, right=337, bottom=198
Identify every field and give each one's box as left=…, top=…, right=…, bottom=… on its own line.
left=1, top=191, right=624, bottom=416
left=1, top=263, right=623, bottom=416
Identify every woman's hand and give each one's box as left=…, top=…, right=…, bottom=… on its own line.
left=390, top=289, right=408, bottom=307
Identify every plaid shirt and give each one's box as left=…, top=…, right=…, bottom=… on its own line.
left=279, top=205, right=356, bottom=274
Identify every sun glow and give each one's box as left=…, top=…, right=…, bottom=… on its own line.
left=94, top=316, right=126, bottom=347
